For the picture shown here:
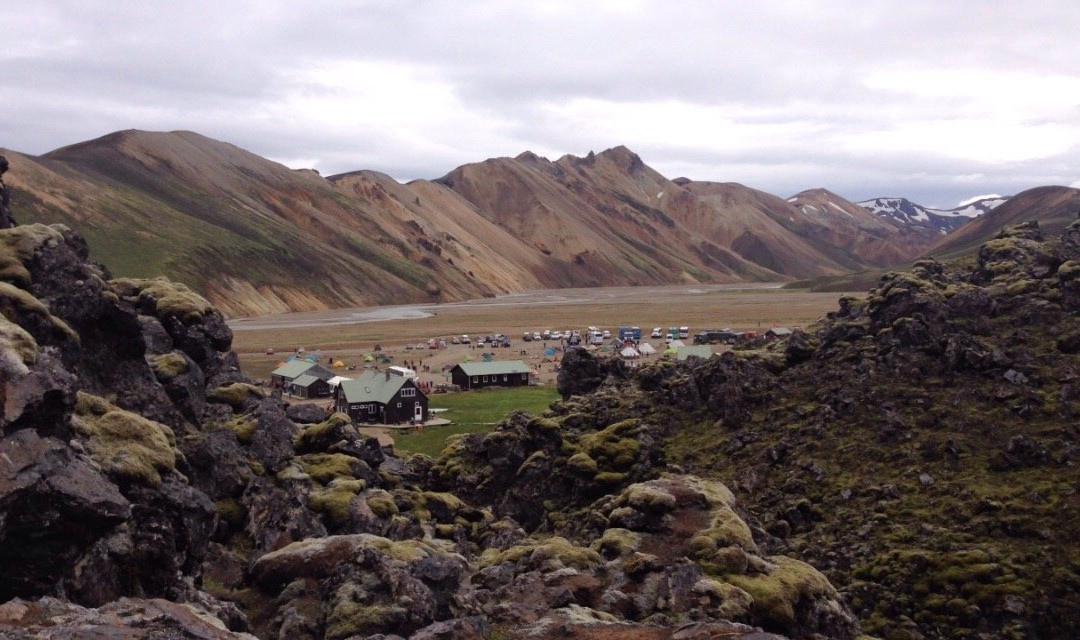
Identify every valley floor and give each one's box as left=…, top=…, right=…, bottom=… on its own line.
left=230, top=284, right=854, bottom=383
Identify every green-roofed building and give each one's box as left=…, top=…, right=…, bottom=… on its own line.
left=288, top=373, right=332, bottom=399
left=676, top=345, right=715, bottom=362
left=449, top=360, right=531, bottom=390
left=334, top=369, right=427, bottom=424
left=270, top=360, right=334, bottom=388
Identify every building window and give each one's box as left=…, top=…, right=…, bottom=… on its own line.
left=472, top=376, right=478, bottom=384
left=521, top=373, right=527, bottom=381
left=483, top=375, right=489, bottom=382
left=397, top=402, right=402, bottom=408
left=367, top=405, right=377, bottom=414
left=502, top=374, right=508, bottom=381
left=401, top=387, right=415, bottom=397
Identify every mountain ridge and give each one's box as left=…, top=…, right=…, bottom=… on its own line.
left=0, top=129, right=1029, bottom=316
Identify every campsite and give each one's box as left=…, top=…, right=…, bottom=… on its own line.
left=233, top=282, right=844, bottom=456
left=232, top=284, right=848, bottom=390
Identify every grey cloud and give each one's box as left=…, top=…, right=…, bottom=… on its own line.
left=2, top=0, right=1078, bottom=209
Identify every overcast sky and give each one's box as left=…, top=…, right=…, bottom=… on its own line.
left=3, top=1, right=1079, bottom=208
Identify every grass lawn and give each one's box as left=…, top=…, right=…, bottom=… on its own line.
left=392, top=385, right=560, bottom=458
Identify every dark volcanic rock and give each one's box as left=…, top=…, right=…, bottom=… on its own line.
left=0, top=430, right=130, bottom=601
left=285, top=402, right=328, bottom=424
left=0, top=155, right=13, bottom=229
left=0, top=596, right=254, bottom=639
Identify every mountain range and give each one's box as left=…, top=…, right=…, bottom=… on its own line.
left=857, top=195, right=1007, bottom=234
left=3, top=130, right=1077, bottom=317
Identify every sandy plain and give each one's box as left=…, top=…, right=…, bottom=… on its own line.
left=229, top=284, right=860, bottom=386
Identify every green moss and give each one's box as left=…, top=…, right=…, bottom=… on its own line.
left=308, top=479, right=365, bottom=527
left=594, top=471, right=629, bottom=485
left=0, top=224, right=68, bottom=289
left=724, top=555, right=840, bottom=632
left=0, top=281, right=78, bottom=342
left=1058, top=260, right=1080, bottom=281
left=517, top=450, right=549, bottom=475
left=111, top=276, right=213, bottom=324
left=526, top=416, right=561, bottom=433
left=567, top=452, right=599, bottom=476
left=293, top=412, right=352, bottom=449
left=149, top=351, right=187, bottom=381
left=422, top=491, right=465, bottom=516
left=365, top=489, right=399, bottom=518
left=296, top=453, right=360, bottom=485
left=480, top=536, right=602, bottom=571
left=224, top=417, right=257, bottom=444
left=325, top=599, right=408, bottom=640
left=213, top=498, right=245, bottom=528
left=0, top=314, right=37, bottom=377
left=72, top=391, right=178, bottom=487
left=579, top=419, right=642, bottom=470
left=592, top=527, right=641, bottom=557
left=621, top=483, right=677, bottom=512
left=207, top=382, right=265, bottom=409
left=692, top=578, right=754, bottom=620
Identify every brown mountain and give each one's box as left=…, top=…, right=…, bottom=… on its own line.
left=4, top=131, right=945, bottom=316
left=929, top=185, right=1080, bottom=259
left=786, top=188, right=936, bottom=267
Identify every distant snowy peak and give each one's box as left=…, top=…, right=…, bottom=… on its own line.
left=858, top=196, right=1009, bottom=234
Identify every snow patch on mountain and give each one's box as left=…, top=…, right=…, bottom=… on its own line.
left=858, top=195, right=1008, bottom=234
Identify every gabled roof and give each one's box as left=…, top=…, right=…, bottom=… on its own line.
left=291, top=374, right=325, bottom=388
left=766, top=327, right=793, bottom=336
left=453, top=361, right=531, bottom=377
left=271, top=360, right=334, bottom=380
left=338, top=370, right=420, bottom=405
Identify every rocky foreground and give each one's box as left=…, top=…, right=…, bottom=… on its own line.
left=1, top=157, right=862, bottom=638
left=3, top=148, right=1079, bottom=639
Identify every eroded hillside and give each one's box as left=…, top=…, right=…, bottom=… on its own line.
left=6, top=131, right=943, bottom=317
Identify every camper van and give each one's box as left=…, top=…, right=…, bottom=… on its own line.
left=388, top=366, right=418, bottom=379
left=679, top=326, right=690, bottom=340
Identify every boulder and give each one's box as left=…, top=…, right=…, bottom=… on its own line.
left=0, top=596, right=256, bottom=639
left=0, top=430, right=129, bottom=600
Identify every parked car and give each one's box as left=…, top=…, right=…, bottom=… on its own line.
left=522, top=332, right=532, bottom=341
left=602, top=329, right=611, bottom=339
left=651, top=327, right=663, bottom=339
left=461, top=334, right=471, bottom=344
left=533, top=331, right=542, bottom=341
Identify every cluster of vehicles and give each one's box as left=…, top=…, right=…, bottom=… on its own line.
left=411, top=325, right=745, bottom=351
left=519, top=325, right=696, bottom=345
left=521, top=328, right=613, bottom=343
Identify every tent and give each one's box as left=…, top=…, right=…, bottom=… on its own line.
left=332, top=360, right=346, bottom=368
left=620, top=346, right=640, bottom=358
left=363, top=354, right=374, bottom=362
left=638, top=342, right=656, bottom=355
left=670, top=339, right=686, bottom=348
left=663, top=346, right=678, bottom=356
